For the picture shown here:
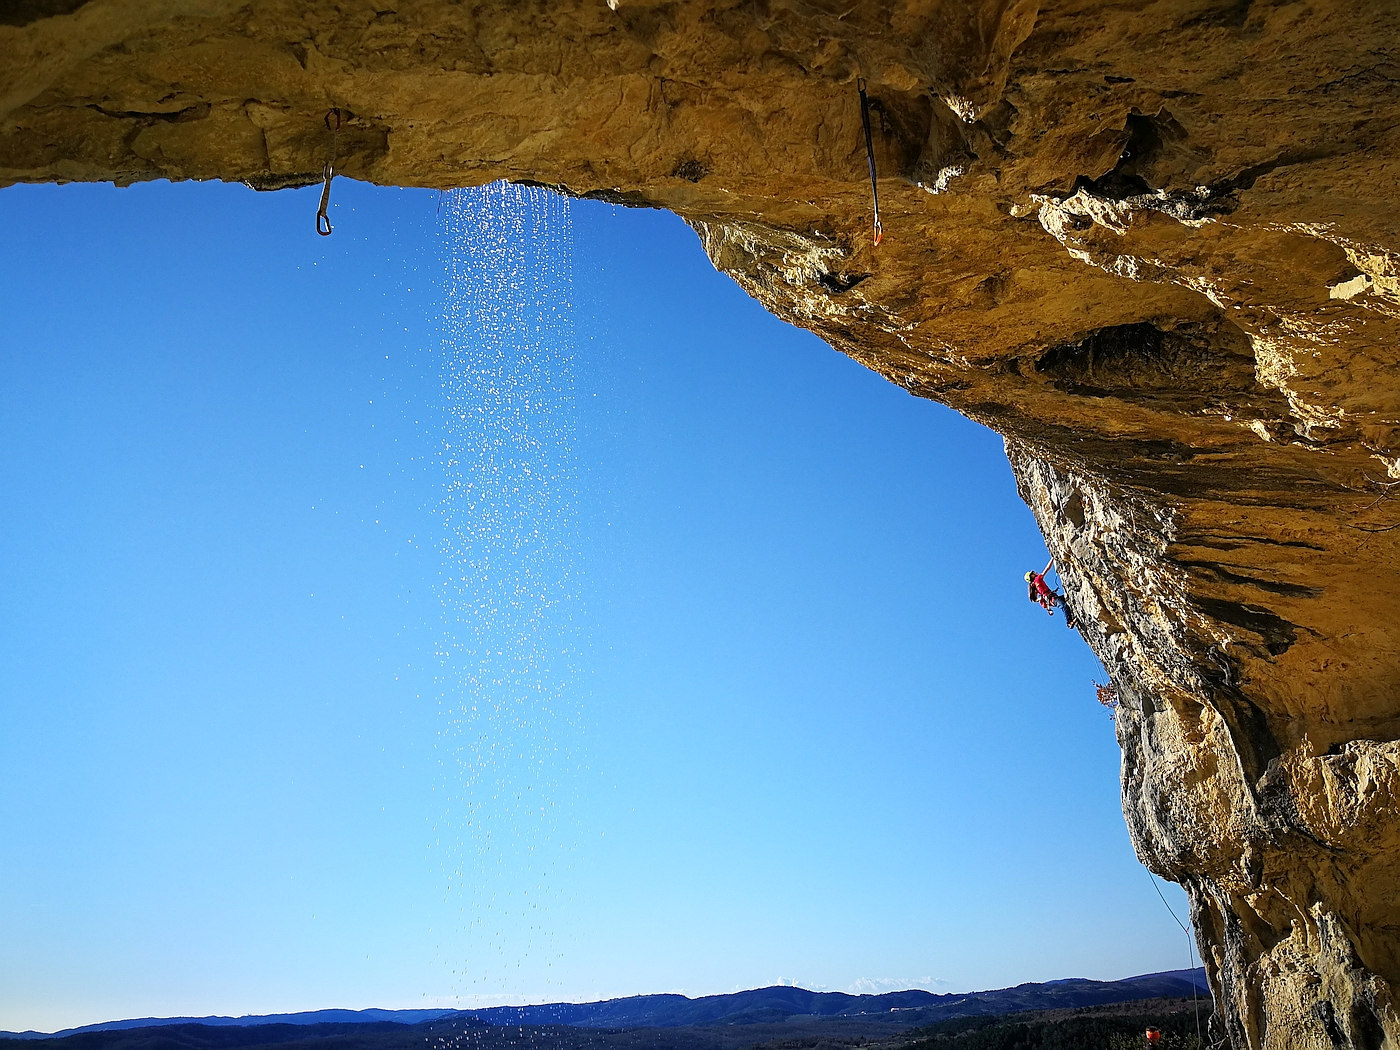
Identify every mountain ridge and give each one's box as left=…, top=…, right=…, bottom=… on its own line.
left=1, top=969, right=1208, bottom=1040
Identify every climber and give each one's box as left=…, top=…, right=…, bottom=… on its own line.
left=1025, top=559, right=1076, bottom=629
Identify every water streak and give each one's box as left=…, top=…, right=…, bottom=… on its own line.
left=433, top=182, right=579, bottom=998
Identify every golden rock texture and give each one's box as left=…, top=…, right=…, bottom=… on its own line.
left=3, top=2, right=1398, bottom=1047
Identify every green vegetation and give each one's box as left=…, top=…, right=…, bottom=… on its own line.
left=902, top=1003, right=1208, bottom=1050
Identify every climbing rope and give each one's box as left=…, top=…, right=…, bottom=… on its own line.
left=317, top=108, right=341, bottom=236
left=1146, top=869, right=1205, bottom=1047
left=857, top=77, right=883, bottom=247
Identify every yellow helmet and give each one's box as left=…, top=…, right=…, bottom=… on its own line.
left=1024, top=571, right=1035, bottom=581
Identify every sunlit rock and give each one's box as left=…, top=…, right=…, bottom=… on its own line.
left=4, top=3, right=1399, bottom=1047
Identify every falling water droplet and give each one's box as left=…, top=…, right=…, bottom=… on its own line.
left=431, top=182, right=580, bottom=1007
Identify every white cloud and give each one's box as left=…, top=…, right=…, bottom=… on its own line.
left=847, top=977, right=950, bottom=994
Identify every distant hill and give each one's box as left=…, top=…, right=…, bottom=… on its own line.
left=0, top=969, right=1207, bottom=1042
left=453, top=968, right=1208, bottom=1028
left=0, top=1014, right=457, bottom=1042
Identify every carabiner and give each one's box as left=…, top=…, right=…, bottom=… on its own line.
left=316, top=161, right=334, bottom=236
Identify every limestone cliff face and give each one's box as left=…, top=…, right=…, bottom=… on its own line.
left=3, top=2, right=1398, bottom=1046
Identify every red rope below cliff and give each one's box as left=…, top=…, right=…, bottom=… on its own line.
left=1147, top=869, right=1205, bottom=1046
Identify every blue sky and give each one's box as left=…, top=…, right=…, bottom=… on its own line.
left=0, top=178, right=1193, bottom=1033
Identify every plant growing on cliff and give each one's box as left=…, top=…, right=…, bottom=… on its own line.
left=1095, top=680, right=1119, bottom=716
left=1349, top=473, right=1400, bottom=533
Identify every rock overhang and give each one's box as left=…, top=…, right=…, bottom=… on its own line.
left=4, top=3, right=1399, bottom=1047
